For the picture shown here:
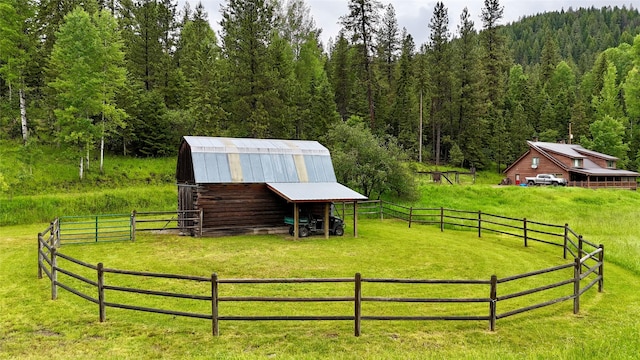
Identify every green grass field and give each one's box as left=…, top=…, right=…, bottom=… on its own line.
left=2, top=143, right=640, bottom=358
left=2, top=214, right=640, bottom=359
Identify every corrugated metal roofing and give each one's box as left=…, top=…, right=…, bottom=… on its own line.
left=185, top=136, right=337, bottom=184
left=266, top=182, right=368, bottom=202
left=532, top=141, right=618, bottom=160
left=531, top=142, right=585, bottom=158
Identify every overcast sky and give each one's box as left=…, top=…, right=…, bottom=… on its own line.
left=181, top=1, right=636, bottom=47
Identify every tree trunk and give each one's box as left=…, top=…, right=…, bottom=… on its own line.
left=20, top=88, right=28, bottom=144
left=100, top=115, right=105, bottom=174
left=79, top=157, right=84, bottom=180
left=100, top=135, right=105, bottom=174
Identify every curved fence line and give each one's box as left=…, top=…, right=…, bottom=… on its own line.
left=37, top=203, right=604, bottom=336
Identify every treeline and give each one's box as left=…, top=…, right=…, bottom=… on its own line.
left=2, top=0, right=640, bottom=175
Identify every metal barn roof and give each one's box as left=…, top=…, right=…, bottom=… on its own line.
left=266, top=183, right=368, bottom=203
left=183, top=136, right=338, bottom=184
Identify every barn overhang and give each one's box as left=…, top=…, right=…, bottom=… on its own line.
left=266, top=182, right=367, bottom=239
left=266, top=182, right=367, bottom=203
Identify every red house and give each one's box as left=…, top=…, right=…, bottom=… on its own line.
left=504, top=141, right=639, bottom=190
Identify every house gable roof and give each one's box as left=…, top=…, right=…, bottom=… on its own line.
left=505, top=141, right=639, bottom=177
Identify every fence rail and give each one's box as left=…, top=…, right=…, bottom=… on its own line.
left=55, top=210, right=203, bottom=245
left=37, top=201, right=604, bottom=336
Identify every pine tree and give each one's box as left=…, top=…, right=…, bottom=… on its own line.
left=175, top=3, right=225, bottom=136
left=480, top=0, right=510, bottom=172
left=327, top=32, right=352, bottom=121
left=340, top=0, right=382, bottom=130
left=454, top=7, right=487, bottom=169
left=221, top=0, right=281, bottom=137
left=544, top=61, right=576, bottom=139
left=427, top=2, right=451, bottom=165
left=393, top=29, right=418, bottom=155
left=294, top=35, right=339, bottom=139
left=374, top=4, right=399, bottom=137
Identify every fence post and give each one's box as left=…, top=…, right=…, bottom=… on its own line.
left=95, top=216, right=99, bottom=243
left=51, top=247, right=58, bottom=300
left=573, top=257, right=580, bottom=314
left=598, top=244, right=604, bottom=292
left=489, top=275, right=497, bottom=331
left=408, top=207, right=413, bottom=228
left=354, top=273, right=362, bottom=337
left=98, top=263, right=105, bottom=322
left=37, top=234, right=43, bottom=279
left=212, top=273, right=219, bottom=336
left=131, top=210, right=137, bottom=242
left=523, top=218, right=528, bottom=247
left=440, top=207, right=444, bottom=232
left=478, top=211, right=482, bottom=238
left=563, top=224, right=569, bottom=259
left=578, top=236, right=583, bottom=274
left=54, top=218, right=60, bottom=247
left=379, top=201, right=383, bottom=220
left=199, top=208, right=204, bottom=237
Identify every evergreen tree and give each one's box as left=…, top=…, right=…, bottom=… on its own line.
left=481, top=0, right=510, bottom=172
left=294, top=35, right=339, bottom=139
left=454, top=7, right=487, bottom=169
left=176, top=3, right=225, bottom=136
left=393, top=29, right=418, bottom=156
left=328, top=32, right=352, bottom=121
left=340, top=0, right=382, bottom=130
left=539, top=31, right=560, bottom=83
left=582, top=61, right=629, bottom=166
left=427, top=2, right=451, bottom=165
left=220, top=0, right=281, bottom=137
left=544, top=61, right=576, bottom=139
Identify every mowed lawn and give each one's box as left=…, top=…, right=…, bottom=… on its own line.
left=2, top=218, right=640, bottom=359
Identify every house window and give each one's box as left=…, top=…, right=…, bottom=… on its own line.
left=607, top=160, right=615, bottom=168
left=532, top=157, right=539, bottom=168
left=572, top=159, right=583, bottom=167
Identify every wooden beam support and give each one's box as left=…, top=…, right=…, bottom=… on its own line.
left=324, top=203, right=330, bottom=239
left=293, top=203, right=299, bottom=240
left=353, top=202, right=358, bottom=238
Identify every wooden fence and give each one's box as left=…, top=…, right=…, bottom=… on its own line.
left=54, top=210, right=203, bottom=245
left=37, top=203, right=604, bottom=336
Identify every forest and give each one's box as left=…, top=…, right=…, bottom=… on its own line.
left=2, top=0, right=640, bottom=175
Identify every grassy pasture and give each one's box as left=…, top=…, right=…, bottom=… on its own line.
left=2, top=218, right=640, bottom=359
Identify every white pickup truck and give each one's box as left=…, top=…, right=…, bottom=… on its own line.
left=525, top=174, right=568, bottom=186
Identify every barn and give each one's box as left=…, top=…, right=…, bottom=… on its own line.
left=176, top=136, right=367, bottom=237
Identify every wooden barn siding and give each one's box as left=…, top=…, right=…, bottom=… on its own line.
left=195, top=184, right=292, bottom=232
left=505, top=148, right=568, bottom=183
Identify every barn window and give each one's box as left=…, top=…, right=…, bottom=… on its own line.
left=607, top=160, right=615, bottom=168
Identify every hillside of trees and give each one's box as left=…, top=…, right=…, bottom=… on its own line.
left=2, top=0, right=640, bottom=182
